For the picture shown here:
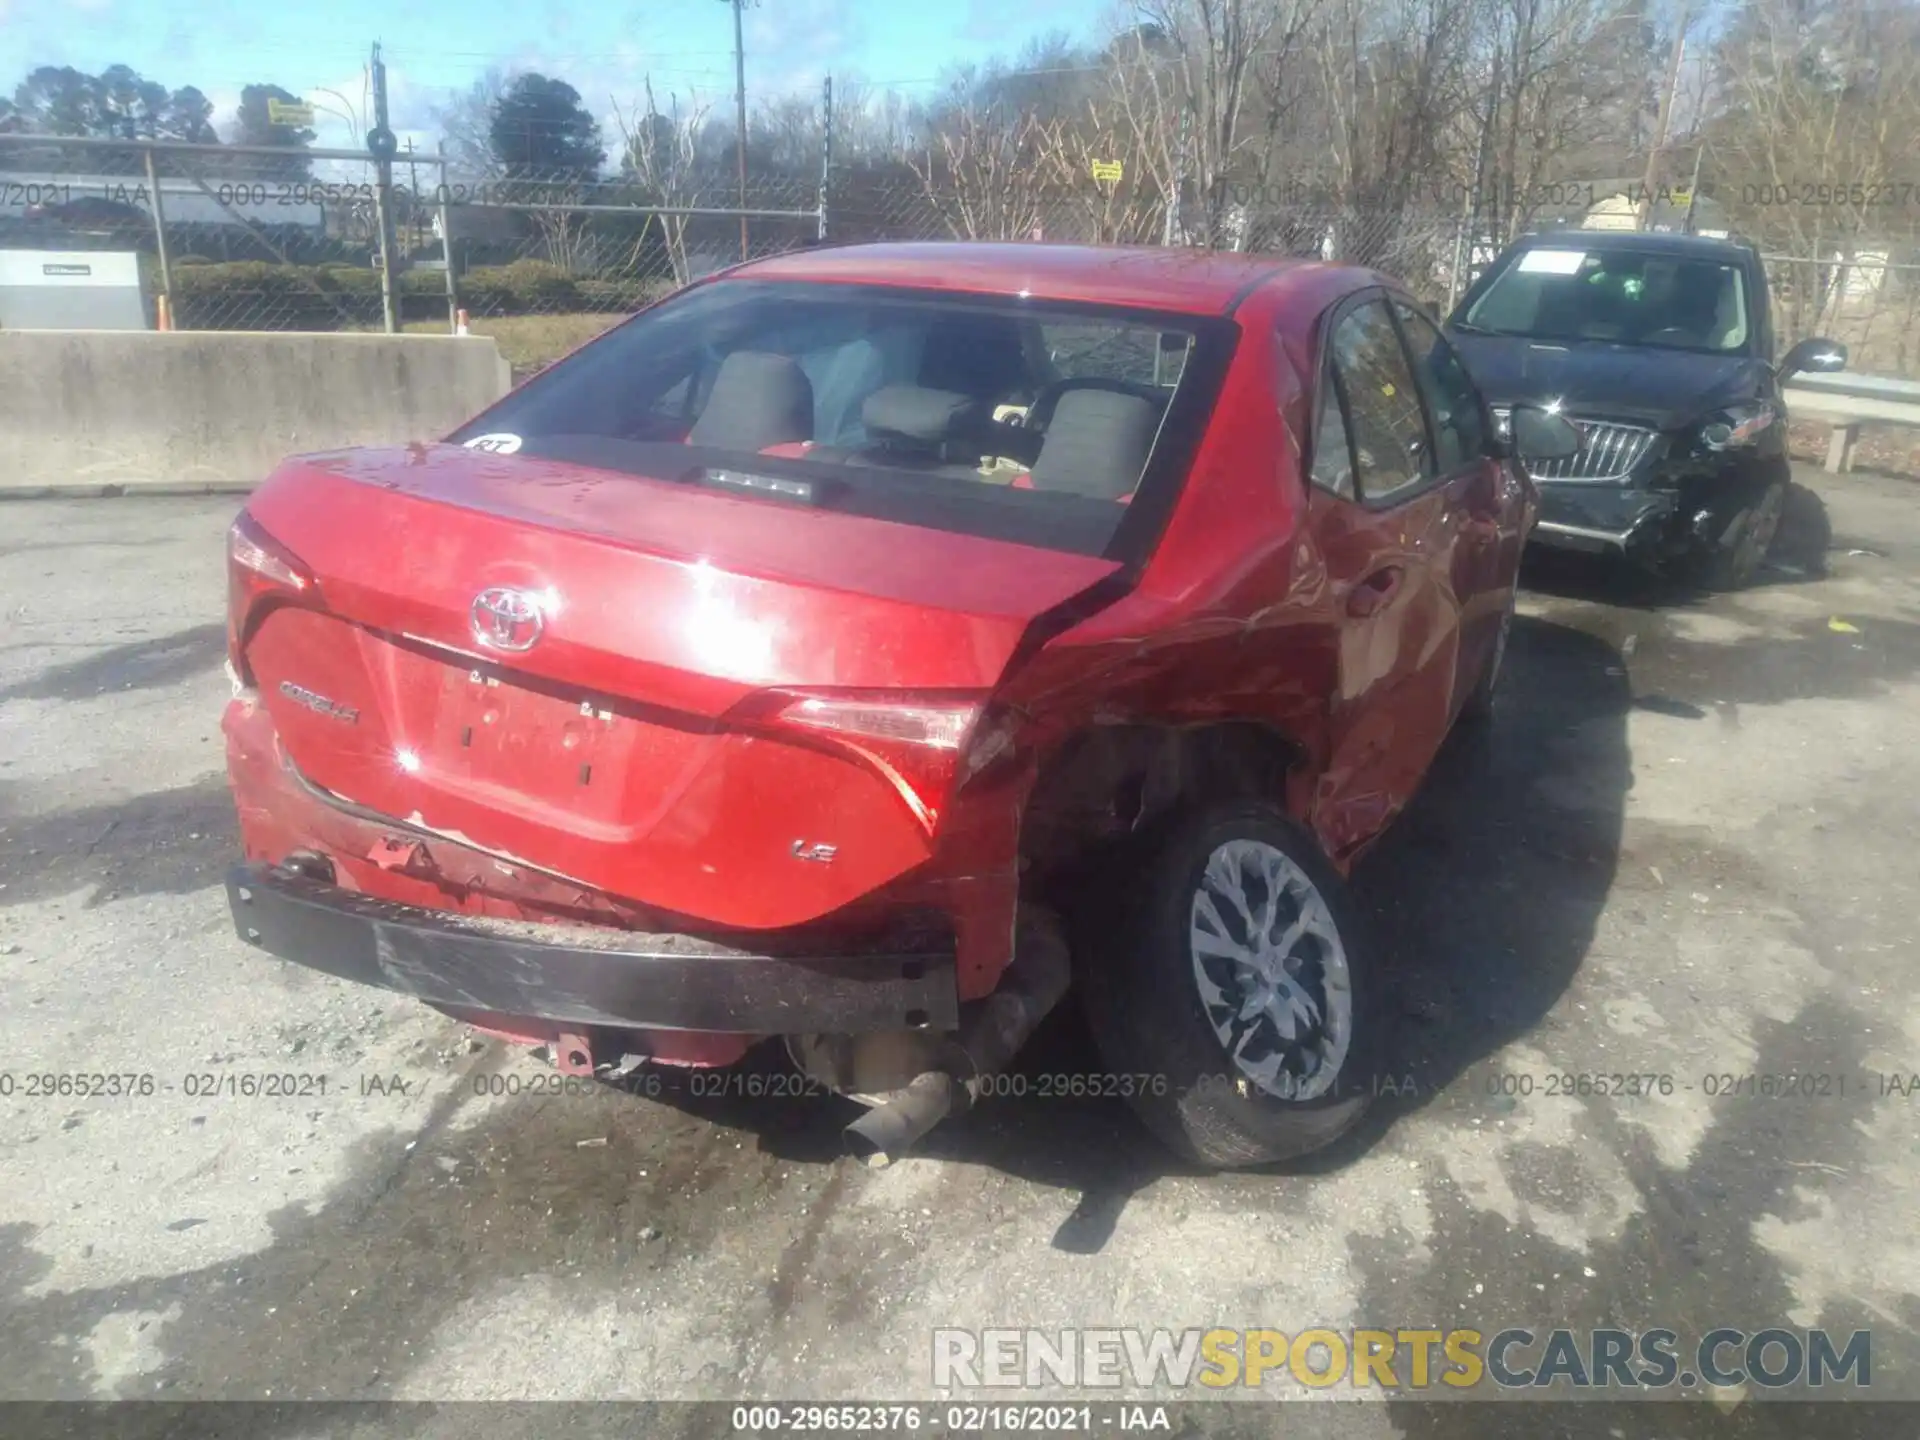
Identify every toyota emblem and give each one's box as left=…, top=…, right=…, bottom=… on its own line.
left=470, top=587, right=546, bottom=652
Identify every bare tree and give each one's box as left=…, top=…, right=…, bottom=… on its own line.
left=1313, top=0, right=1472, bottom=265
left=1705, top=0, right=1920, bottom=358
left=434, top=69, right=513, bottom=178
left=1478, top=0, right=1649, bottom=241
left=909, top=101, right=1056, bottom=239
left=1032, top=99, right=1167, bottom=244
left=614, top=80, right=714, bottom=286
left=1132, top=0, right=1287, bottom=246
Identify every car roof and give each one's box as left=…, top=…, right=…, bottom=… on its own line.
left=1510, top=228, right=1757, bottom=261
left=730, top=241, right=1369, bottom=316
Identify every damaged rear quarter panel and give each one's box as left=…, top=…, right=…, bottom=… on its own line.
left=956, top=284, right=1359, bottom=982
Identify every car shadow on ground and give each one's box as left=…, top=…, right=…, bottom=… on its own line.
left=628, top=612, right=1633, bottom=1249
left=0, top=622, right=228, bottom=705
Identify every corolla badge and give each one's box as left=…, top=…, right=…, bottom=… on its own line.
left=278, top=680, right=359, bottom=723
left=471, top=587, right=546, bottom=652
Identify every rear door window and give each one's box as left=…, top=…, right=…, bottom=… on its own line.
left=1326, top=299, right=1434, bottom=504
left=1391, top=301, right=1489, bottom=471
left=1309, top=373, right=1356, bottom=500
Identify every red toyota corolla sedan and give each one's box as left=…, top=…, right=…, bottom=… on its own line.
left=222, top=242, right=1576, bottom=1169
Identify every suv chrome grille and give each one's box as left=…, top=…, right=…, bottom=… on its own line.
left=1495, top=410, right=1657, bottom=480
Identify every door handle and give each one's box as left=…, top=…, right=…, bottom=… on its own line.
left=1348, top=565, right=1404, bottom=617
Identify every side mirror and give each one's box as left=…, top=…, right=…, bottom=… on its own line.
left=1509, top=404, right=1581, bottom=463
left=1778, top=338, right=1847, bottom=382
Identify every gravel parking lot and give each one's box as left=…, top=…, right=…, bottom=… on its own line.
left=2, top=466, right=1917, bottom=1436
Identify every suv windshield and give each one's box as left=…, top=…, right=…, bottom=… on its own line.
left=451, top=279, right=1231, bottom=559
left=1455, top=245, right=1755, bottom=355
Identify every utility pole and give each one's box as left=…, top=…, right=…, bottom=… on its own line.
left=817, top=75, right=832, bottom=242
left=729, top=0, right=750, bottom=261
left=367, top=42, right=403, bottom=333
left=437, top=139, right=459, bottom=332
left=1453, top=63, right=1502, bottom=311
left=1682, top=140, right=1706, bottom=234
left=405, top=137, right=420, bottom=252
left=1163, top=110, right=1187, bottom=247
left=1639, top=6, right=1689, bottom=231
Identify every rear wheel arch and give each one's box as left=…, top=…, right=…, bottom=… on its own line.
left=1018, top=720, right=1317, bottom=883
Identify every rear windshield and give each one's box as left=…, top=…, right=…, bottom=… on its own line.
left=1456, top=245, right=1756, bottom=355
left=449, top=280, right=1234, bottom=558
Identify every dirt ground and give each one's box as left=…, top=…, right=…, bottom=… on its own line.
left=1, top=466, right=1917, bottom=1438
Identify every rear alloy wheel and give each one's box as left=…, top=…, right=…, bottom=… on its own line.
left=1080, top=802, right=1382, bottom=1169
left=1700, top=471, right=1789, bottom=591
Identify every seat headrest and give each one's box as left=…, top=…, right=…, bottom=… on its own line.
left=1028, top=388, right=1160, bottom=499
left=861, top=385, right=986, bottom=450
left=688, top=351, right=814, bottom=452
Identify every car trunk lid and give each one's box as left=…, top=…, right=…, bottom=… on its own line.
left=235, top=445, right=1119, bottom=928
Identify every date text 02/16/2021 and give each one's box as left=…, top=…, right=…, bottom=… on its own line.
left=729, top=1406, right=1172, bottom=1433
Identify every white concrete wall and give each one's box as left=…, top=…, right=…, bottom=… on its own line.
left=0, top=330, right=512, bottom=495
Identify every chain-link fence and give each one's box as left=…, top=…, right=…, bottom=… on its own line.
left=0, top=132, right=453, bottom=332
left=430, top=170, right=822, bottom=374
left=1759, top=254, right=1920, bottom=380
left=8, top=132, right=1919, bottom=387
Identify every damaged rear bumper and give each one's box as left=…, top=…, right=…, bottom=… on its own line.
left=226, top=862, right=960, bottom=1035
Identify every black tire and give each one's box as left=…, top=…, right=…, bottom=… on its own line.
left=1078, top=801, right=1384, bottom=1169
left=1698, top=468, right=1789, bottom=591
left=1457, top=589, right=1515, bottom=726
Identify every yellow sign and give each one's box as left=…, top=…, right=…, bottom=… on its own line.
left=267, top=99, right=316, bottom=127
left=1090, top=159, right=1123, bottom=184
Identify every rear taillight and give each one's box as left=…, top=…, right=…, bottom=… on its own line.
left=226, top=511, right=315, bottom=681
left=732, top=689, right=991, bottom=830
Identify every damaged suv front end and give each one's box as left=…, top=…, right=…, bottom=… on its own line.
left=1447, top=230, right=1846, bottom=588
left=1486, top=394, right=1781, bottom=562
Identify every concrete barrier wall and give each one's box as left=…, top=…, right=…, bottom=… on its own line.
left=0, top=330, right=514, bottom=496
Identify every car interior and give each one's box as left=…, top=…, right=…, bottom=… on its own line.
left=671, top=307, right=1186, bottom=504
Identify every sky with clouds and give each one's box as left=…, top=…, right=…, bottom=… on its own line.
left=1, top=0, right=1120, bottom=156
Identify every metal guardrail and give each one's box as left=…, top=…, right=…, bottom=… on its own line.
left=1783, top=371, right=1920, bottom=473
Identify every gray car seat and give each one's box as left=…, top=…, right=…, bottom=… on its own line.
left=1027, top=389, right=1161, bottom=499
left=858, top=384, right=989, bottom=465
left=687, top=351, right=814, bottom=452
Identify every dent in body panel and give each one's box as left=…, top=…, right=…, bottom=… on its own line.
left=994, top=274, right=1475, bottom=879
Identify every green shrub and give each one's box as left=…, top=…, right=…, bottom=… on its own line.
left=401, top=269, right=449, bottom=296
left=575, top=278, right=648, bottom=311
left=459, top=259, right=580, bottom=313
left=320, top=266, right=382, bottom=297
left=154, top=257, right=667, bottom=329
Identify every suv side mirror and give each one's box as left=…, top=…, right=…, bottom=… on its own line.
left=1508, top=404, right=1581, bottom=463
left=1778, top=338, right=1847, bottom=382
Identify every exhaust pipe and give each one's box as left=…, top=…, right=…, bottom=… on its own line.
left=843, top=1072, right=957, bottom=1166
left=842, top=908, right=1071, bottom=1167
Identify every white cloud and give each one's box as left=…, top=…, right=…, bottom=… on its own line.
left=742, top=0, right=865, bottom=99
left=205, top=87, right=243, bottom=141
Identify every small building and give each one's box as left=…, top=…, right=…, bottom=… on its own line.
left=0, top=172, right=330, bottom=236
left=0, top=248, right=149, bottom=329
left=1578, top=181, right=1731, bottom=239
